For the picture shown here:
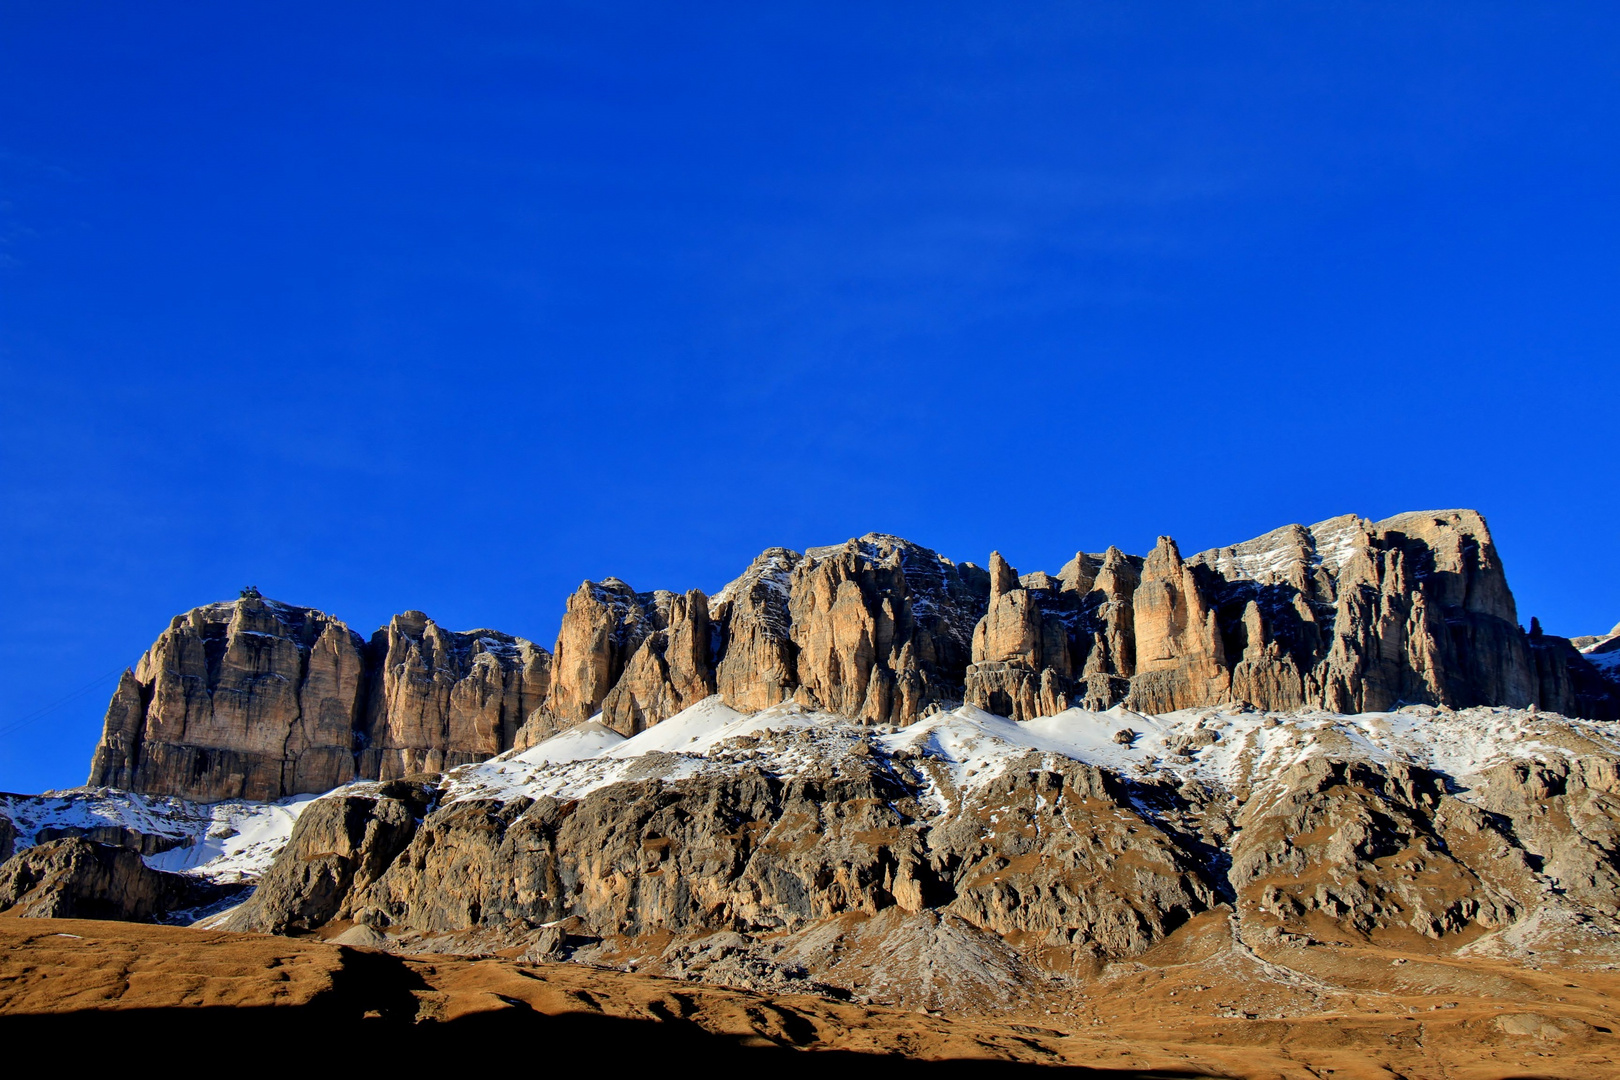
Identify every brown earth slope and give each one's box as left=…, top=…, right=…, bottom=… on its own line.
left=2, top=916, right=1617, bottom=1078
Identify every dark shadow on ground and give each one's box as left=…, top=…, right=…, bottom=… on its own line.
left=0, top=1006, right=1227, bottom=1077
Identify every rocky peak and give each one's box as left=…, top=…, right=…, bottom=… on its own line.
left=987, top=552, right=1019, bottom=601
left=784, top=533, right=989, bottom=724
left=600, top=589, right=716, bottom=736
left=89, top=596, right=368, bottom=803
left=1575, top=623, right=1620, bottom=653
left=957, top=510, right=1617, bottom=722
left=1055, top=551, right=1103, bottom=594
left=546, top=578, right=664, bottom=725
left=1128, top=536, right=1230, bottom=712
left=359, top=613, right=549, bottom=780
left=712, top=548, right=801, bottom=712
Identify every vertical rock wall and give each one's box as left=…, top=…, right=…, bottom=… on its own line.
left=87, top=509, right=1618, bottom=802
left=963, top=509, right=1617, bottom=721
left=599, top=590, right=716, bottom=736
left=87, top=598, right=368, bottom=802
left=545, top=579, right=664, bottom=727
left=785, top=535, right=989, bottom=725
left=358, top=613, right=550, bottom=780
left=710, top=549, right=800, bottom=712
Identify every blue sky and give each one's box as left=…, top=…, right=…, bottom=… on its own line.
left=2, top=3, right=1616, bottom=792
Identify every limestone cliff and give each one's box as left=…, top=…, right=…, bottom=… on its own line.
left=966, top=509, right=1617, bottom=722
left=599, top=590, right=716, bottom=736
left=359, top=613, right=550, bottom=780
left=785, top=534, right=988, bottom=724
left=86, top=508, right=1618, bottom=805
left=545, top=578, right=664, bottom=727
left=710, top=548, right=800, bottom=712
left=87, top=597, right=368, bottom=802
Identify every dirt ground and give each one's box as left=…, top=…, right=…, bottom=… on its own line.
left=1, top=913, right=1616, bottom=1078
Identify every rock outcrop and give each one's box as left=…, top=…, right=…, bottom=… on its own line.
left=930, top=755, right=1213, bottom=957
left=964, top=548, right=1143, bottom=719
left=599, top=590, right=716, bottom=736
left=235, top=738, right=1211, bottom=964
left=964, top=509, right=1618, bottom=722
left=222, top=780, right=435, bottom=933
left=786, top=535, right=988, bottom=724
left=711, top=549, right=800, bottom=712
left=359, top=613, right=550, bottom=780
left=1469, top=755, right=1620, bottom=919
left=1127, top=537, right=1231, bottom=713
left=227, top=697, right=1620, bottom=988
left=1231, top=757, right=1521, bottom=940
left=1572, top=621, right=1620, bottom=651
left=545, top=579, right=665, bottom=727
left=88, top=597, right=369, bottom=802
left=0, top=837, right=232, bottom=921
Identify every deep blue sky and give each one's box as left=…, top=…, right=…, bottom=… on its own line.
left=2, top=3, right=1617, bottom=792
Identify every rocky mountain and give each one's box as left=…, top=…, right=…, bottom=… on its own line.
left=82, top=510, right=1619, bottom=805
left=203, top=697, right=1620, bottom=1011
left=6, top=506, right=1619, bottom=1075
left=359, top=612, right=550, bottom=781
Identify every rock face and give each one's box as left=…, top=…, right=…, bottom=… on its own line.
left=1128, top=537, right=1232, bottom=713
left=599, top=590, right=716, bottom=736
left=1230, top=758, right=1520, bottom=940
left=545, top=579, right=665, bottom=728
left=359, top=613, right=550, bottom=780
left=710, top=549, right=801, bottom=712
left=87, top=509, right=1618, bottom=805
left=0, top=837, right=230, bottom=921
left=786, top=535, right=989, bottom=724
left=229, top=699, right=1620, bottom=999
left=929, top=755, right=1213, bottom=957
left=88, top=597, right=369, bottom=802
left=222, top=780, right=435, bottom=933
left=232, top=740, right=1210, bottom=965
left=967, top=510, right=1618, bottom=722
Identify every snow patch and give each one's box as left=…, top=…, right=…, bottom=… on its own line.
left=0, top=788, right=324, bottom=884
left=516, top=721, right=626, bottom=765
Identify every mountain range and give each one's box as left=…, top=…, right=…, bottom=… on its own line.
left=4, top=507, right=1620, bottom=1075
left=83, top=508, right=1618, bottom=805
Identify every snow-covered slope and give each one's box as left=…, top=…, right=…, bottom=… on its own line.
left=446, top=694, right=1620, bottom=816
left=0, top=788, right=324, bottom=883
left=8, top=695, right=1613, bottom=894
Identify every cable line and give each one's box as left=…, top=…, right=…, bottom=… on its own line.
left=0, top=663, right=133, bottom=741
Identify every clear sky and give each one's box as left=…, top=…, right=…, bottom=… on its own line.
left=2, top=3, right=1616, bottom=793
